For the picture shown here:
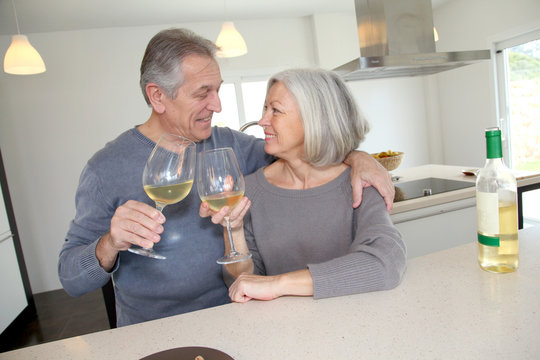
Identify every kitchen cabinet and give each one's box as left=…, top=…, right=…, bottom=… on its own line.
left=390, top=164, right=540, bottom=258
left=0, top=148, right=34, bottom=334
left=391, top=198, right=477, bottom=258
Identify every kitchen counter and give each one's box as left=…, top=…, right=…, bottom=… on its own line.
left=2, top=226, right=539, bottom=360
left=391, top=164, right=540, bottom=215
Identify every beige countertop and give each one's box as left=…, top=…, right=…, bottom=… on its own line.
left=2, top=226, right=539, bottom=360
left=391, top=164, right=540, bottom=214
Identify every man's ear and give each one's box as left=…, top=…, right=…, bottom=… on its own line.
left=146, top=83, right=166, bottom=114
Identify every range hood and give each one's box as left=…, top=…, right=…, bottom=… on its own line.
left=334, top=0, right=491, bottom=80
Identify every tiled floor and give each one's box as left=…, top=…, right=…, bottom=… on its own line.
left=0, top=288, right=110, bottom=353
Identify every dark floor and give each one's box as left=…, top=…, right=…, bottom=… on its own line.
left=0, top=288, right=110, bottom=353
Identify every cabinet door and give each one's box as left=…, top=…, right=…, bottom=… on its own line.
left=395, top=206, right=477, bottom=259
left=0, top=234, right=28, bottom=333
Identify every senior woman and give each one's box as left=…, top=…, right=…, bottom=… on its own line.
left=204, top=68, right=406, bottom=302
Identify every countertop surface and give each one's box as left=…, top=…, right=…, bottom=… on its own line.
left=391, top=164, right=540, bottom=214
left=3, top=226, right=539, bottom=360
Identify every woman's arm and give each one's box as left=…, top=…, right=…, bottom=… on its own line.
left=228, top=269, right=314, bottom=303
left=308, top=187, right=406, bottom=299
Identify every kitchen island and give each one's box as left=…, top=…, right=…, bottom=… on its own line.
left=2, top=226, right=539, bottom=359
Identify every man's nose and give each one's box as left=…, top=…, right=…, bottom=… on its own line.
left=208, top=91, right=222, bottom=113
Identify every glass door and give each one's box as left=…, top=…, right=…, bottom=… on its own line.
left=495, top=29, right=540, bottom=227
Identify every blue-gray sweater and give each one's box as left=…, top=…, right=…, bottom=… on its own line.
left=58, top=127, right=271, bottom=326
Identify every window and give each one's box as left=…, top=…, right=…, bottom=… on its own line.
left=213, top=78, right=268, bottom=139
left=495, top=28, right=540, bottom=227
left=495, top=30, right=540, bottom=170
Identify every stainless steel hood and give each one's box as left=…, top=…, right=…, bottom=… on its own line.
left=334, top=0, right=491, bottom=80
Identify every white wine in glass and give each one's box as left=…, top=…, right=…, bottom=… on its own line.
left=128, top=133, right=196, bottom=260
left=197, top=147, right=252, bottom=264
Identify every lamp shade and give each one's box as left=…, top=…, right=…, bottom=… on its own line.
left=215, top=22, right=248, bottom=58
left=4, top=34, right=46, bottom=75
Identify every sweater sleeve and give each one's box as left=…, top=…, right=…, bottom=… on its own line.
left=307, top=187, right=407, bottom=299
left=58, top=164, right=116, bottom=297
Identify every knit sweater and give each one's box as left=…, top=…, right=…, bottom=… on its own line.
left=243, top=167, right=406, bottom=299
left=58, top=127, right=272, bottom=326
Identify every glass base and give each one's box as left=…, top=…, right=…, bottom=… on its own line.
left=128, top=246, right=166, bottom=260
left=217, top=251, right=252, bottom=265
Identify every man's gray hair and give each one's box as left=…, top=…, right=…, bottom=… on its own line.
left=267, top=68, right=369, bottom=166
left=140, top=28, right=218, bottom=105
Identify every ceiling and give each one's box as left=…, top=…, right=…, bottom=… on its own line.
left=0, top=0, right=450, bottom=37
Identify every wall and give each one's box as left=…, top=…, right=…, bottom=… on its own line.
left=433, top=0, right=540, bottom=167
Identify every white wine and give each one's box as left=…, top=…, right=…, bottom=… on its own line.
left=476, top=127, right=518, bottom=273
left=201, top=191, right=244, bottom=212
left=477, top=201, right=519, bottom=273
left=144, top=180, right=194, bottom=205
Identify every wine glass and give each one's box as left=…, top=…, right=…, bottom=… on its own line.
left=197, top=147, right=252, bottom=264
left=128, top=133, right=196, bottom=259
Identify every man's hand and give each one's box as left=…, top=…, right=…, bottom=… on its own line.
left=96, top=200, right=165, bottom=271
left=345, top=150, right=395, bottom=211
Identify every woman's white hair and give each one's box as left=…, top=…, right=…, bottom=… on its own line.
left=267, top=68, right=369, bottom=167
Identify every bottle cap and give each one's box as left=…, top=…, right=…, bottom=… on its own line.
left=485, top=127, right=502, bottom=159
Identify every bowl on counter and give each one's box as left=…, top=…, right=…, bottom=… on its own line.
left=372, top=151, right=404, bottom=171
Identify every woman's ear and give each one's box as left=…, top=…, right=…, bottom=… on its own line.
left=146, top=83, right=166, bottom=114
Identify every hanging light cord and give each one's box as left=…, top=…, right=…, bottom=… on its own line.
left=11, top=0, right=21, bottom=34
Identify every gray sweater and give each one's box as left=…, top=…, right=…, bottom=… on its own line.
left=58, top=127, right=272, bottom=326
left=244, top=167, right=406, bottom=299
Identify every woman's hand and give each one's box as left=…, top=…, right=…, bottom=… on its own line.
left=228, top=274, right=281, bottom=303
left=199, top=196, right=251, bottom=229
left=229, top=269, right=314, bottom=303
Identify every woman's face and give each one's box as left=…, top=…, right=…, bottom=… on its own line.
left=258, top=81, right=304, bottom=160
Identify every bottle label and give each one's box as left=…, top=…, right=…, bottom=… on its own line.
left=476, top=191, right=500, bottom=247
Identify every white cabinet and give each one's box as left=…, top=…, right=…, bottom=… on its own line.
left=392, top=198, right=477, bottom=259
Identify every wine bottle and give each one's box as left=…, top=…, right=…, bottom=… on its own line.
left=476, top=127, right=519, bottom=273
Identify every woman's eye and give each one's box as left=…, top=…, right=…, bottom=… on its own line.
left=272, top=107, right=282, bottom=114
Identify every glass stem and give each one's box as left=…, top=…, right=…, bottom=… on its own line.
left=224, top=216, right=238, bottom=255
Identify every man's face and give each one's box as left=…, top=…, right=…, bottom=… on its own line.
left=161, top=54, right=222, bottom=142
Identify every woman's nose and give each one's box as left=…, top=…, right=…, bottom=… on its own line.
left=258, top=110, right=269, bottom=127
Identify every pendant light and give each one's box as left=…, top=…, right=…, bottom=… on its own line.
left=215, top=0, right=247, bottom=58
left=3, top=0, right=46, bottom=75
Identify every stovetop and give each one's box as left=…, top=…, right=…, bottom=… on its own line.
left=394, top=177, right=475, bottom=202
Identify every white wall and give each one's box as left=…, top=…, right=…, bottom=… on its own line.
left=433, top=0, right=540, bottom=167
left=0, top=0, right=538, bottom=294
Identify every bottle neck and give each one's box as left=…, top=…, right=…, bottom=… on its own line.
left=485, top=130, right=503, bottom=159
left=485, top=157, right=504, bottom=167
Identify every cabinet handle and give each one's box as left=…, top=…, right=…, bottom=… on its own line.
left=0, top=233, right=14, bottom=244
